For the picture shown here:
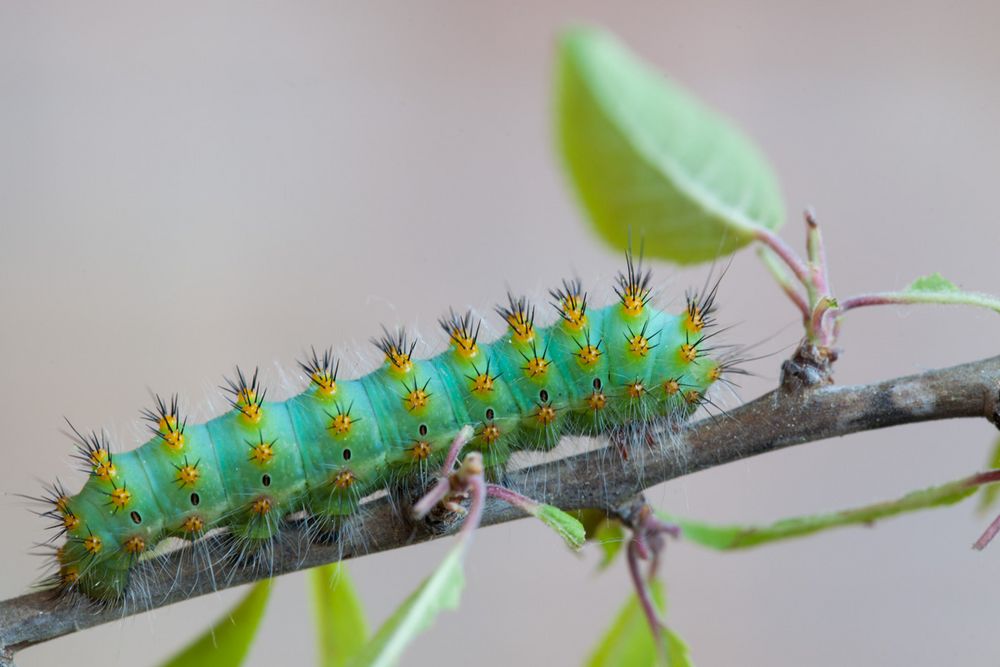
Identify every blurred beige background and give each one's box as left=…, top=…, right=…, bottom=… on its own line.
left=3, top=2, right=1000, bottom=665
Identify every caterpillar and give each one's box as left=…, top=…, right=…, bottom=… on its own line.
left=34, top=251, right=729, bottom=602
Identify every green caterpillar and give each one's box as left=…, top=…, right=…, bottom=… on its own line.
left=39, top=254, right=727, bottom=601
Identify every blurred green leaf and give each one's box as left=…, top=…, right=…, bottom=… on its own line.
left=345, top=543, right=467, bottom=667
left=662, top=475, right=982, bottom=550
left=978, top=436, right=1000, bottom=514
left=535, top=503, right=587, bottom=550
left=310, top=563, right=368, bottom=667
left=587, top=580, right=693, bottom=667
left=159, top=580, right=270, bottom=667
left=556, top=26, right=784, bottom=265
left=593, top=518, right=626, bottom=570
left=569, top=510, right=626, bottom=569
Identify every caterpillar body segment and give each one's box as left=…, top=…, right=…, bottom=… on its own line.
left=48, top=259, right=726, bottom=601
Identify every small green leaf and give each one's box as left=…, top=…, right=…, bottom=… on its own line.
left=878, top=272, right=1000, bottom=314
left=978, top=436, right=1000, bottom=514
left=662, top=475, right=983, bottom=550
left=906, top=272, right=959, bottom=293
left=593, top=518, right=626, bottom=570
left=310, top=563, right=368, bottom=667
left=569, top=510, right=625, bottom=568
left=535, top=504, right=587, bottom=550
left=556, top=26, right=784, bottom=265
left=587, top=580, right=693, bottom=667
left=345, top=543, right=467, bottom=667
left=159, top=580, right=271, bottom=667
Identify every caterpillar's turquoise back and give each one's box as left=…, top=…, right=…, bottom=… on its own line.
left=42, top=255, right=727, bottom=601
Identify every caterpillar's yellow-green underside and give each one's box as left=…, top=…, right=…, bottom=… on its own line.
left=40, top=255, right=726, bottom=601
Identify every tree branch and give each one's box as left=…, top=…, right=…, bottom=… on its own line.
left=2, top=355, right=999, bottom=664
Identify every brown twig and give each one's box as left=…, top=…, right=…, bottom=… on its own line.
left=1, top=354, right=999, bottom=666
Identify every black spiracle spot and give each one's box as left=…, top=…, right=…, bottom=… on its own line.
left=129, top=511, right=142, bottom=525
left=593, top=377, right=602, bottom=390
left=342, top=448, right=352, bottom=461
left=190, top=492, right=201, bottom=506
left=539, top=389, right=549, bottom=403
left=418, top=423, right=428, bottom=436
left=485, top=407, right=495, bottom=420
left=262, top=473, right=272, bottom=487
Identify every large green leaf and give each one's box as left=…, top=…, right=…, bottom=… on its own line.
left=662, top=476, right=982, bottom=550
left=345, top=543, right=467, bottom=667
left=310, top=563, right=368, bottom=667
left=556, top=26, right=784, bottom=264
left=158, top=581, right=271, bottom=667
left=587, top=580, right=693, bottom=667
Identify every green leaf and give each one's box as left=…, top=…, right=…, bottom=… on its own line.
left=345, top=543, right=467, bottom=667
left=556, top=26, right=784, bottom=265
left=593, top=518, right=626, bottom=570
left=158, top=580, right=271, bottom=667
left=978, top=436, right=1000, bottom=514
left=881, top=272, right=1000, bottom=314
left=662, top=475, right=983, bottom=550
left=906, top=272, right=959, bottom=293
left=535, top=504, right=587, bottom=550
left=587, top=580, right=693, bottom=667
left=310, top=563, right=368, bottom=667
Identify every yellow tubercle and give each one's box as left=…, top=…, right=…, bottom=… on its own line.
left=94, top=461, right=117, bottom=481
left=683, top=305, right=705, bottom=334
left=506, top=314, right=535, bottom=343
left=627, top=334, right=651, bottom=357
left=161, top=430, right=185, bottom=451
left=60, top=565, right=79, bottom=586
left=625, top=380, right=647, bottom=399
left=684, top=389, right=702, bottom=405
left=481, top=423, right=501, bottom=446
left=181, top=515, right=205, bottom=534
left=333, top=470, right=356, bottom=490
left=524, top=356, right=550, bottom=378
left=239, top=403, right=263, bottom=424
left=176, top=463, right=200, bottom=487
left=250, top=496, right=272, bottom=515
left=83, top=535, right=102, bottom=555
left=535, top=405, right=557, bottom=426
left=678, top=343, right=698, bottom=364
left=311, top=373, right=338, bottom=397
left=123, top=536, right=146, bottom=555
left=385, top=349, right=413, bottom=373
left=410, top=440, right=433, bottom=461
left=663, top=378, right=681, bottom=396
left=249, top=439, right=275, bottom=465
left=559, top=294, right=587, bottom=330
left=109, top=486, right=132, bottom=510
left=470, top=372, right=495, bottom=394
left=329, top=413, right=353, bottom=436
left=403, top=387, right=430, bottom=412
left=621, top=289, right=646, bottom=317
left=576, top=345, right=601, bottom=366
left=585, top=390, right=607, bottom=411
